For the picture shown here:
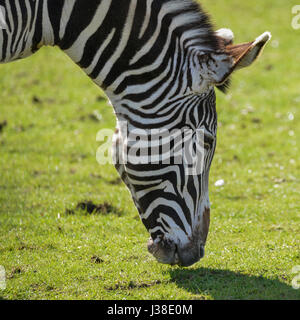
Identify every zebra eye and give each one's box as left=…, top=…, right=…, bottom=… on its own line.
left=204, top=133, right=215, bottom=149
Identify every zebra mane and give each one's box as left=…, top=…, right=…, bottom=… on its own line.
left=160, top=0, right=219, bottom=51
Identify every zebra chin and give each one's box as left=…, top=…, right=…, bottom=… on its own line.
left=147, top=237, right=205, bottom=267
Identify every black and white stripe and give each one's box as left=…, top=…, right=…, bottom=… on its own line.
left=0, top=0, right=239, bottom=266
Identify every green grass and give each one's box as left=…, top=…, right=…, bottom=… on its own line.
left=0, top=0, right=299, bottom=300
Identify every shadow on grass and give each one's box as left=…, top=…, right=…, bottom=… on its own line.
left=65, top=200, right=123, bottom=216
left=169, top=268, right=299, bottom=300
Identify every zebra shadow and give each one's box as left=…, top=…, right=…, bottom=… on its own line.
left=168, top=268, right=299, bottom=300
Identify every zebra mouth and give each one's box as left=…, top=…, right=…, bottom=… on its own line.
left=147, top=237, right=205, bottom=267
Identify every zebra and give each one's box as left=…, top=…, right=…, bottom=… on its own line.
left=0, top=0, right=271, bottom=267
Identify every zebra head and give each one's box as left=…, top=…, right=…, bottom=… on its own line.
left=112, top=30, right=271, bottom=267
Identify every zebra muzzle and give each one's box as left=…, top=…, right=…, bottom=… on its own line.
left=147, top=237, right=204, bottom=267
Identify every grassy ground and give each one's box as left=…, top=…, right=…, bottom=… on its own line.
left=0, top=0, right=299, bottom=300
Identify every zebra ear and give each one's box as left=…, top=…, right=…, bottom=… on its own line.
left=208, top=31, right=272, bottom=86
